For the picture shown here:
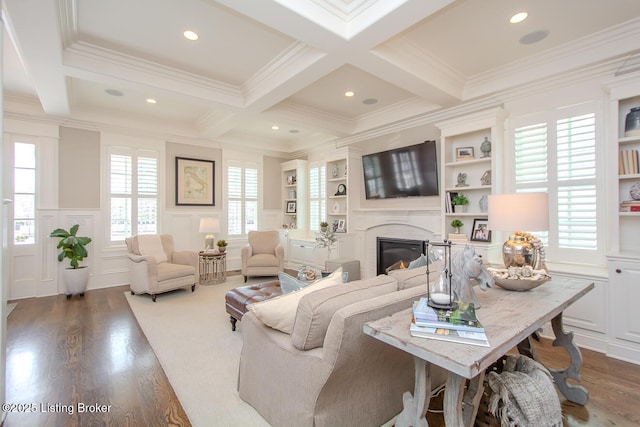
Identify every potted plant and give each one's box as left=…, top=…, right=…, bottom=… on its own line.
left=450, top=219, right=464, bottom=234
left=50, top=224, right=92, bottom=298
left=217, top=239, right=228, bottom=253
left=315, top=228, right=339, bottom=259
left=452, top=193, right=469, bottom=213
left=320, top=221, right=329, bottom=232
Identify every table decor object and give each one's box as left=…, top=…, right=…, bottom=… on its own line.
left=425, top=240, right=457, bottom=310
left=488, top=193, right=549, bottom=270
left=199, top=217, right=220, bottom=250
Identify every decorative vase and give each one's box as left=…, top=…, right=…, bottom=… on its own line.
left=479, top=195, right=488, bottom=213
left=625, top=106, right=640, bottom=137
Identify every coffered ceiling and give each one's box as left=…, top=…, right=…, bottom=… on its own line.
left=3, top=0, right=640, bottom=154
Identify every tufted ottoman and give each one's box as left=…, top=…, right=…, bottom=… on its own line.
left=225, top=280, right=282, bottom=331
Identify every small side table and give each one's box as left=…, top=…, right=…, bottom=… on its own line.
left=199, top=251, right=227, bottom=285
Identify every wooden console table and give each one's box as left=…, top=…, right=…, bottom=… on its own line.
left=198, top=251, right=226, bottom=285
left=363, top=278, right=594, bottom=427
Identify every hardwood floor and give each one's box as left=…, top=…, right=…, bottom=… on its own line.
left=5, top=284, right=640, bottom=426
left=5, top=285, right=190, bottom=427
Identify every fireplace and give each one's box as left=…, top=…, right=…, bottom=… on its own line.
left=376, top=237, right=427, bottom=275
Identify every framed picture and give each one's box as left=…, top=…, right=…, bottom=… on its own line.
left=175, top=157, right=215, bottom=206
left=456, top=146, right=475, bottom=161
left=470, top=218, right=491, bottom=242
left=286, top=201, right=297, bottom=213
left=336, top=219, right=346, bottom=233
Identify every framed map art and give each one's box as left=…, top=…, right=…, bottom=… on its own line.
left=175, top=157, right=215, bottom=206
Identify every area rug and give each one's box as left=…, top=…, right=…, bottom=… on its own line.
left=125, top=276, right=271, bottom=427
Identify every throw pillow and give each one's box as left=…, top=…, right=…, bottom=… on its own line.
left=408, top=254, right=428, bottom=269
left=248, top=268, right=343, bottom=334
left=291, top=274, right=398, bottom=350
left=279, top=272, right=311, bottom=294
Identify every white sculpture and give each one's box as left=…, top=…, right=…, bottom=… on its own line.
left=451, top=245, right=494, bottom=308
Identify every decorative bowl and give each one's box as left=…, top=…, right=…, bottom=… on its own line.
left=492, top=276, right=550, bottom=292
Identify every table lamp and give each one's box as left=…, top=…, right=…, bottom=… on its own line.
left=199, top=217, right=220, bottom=251
left=487, top=193, right=549, bottom=270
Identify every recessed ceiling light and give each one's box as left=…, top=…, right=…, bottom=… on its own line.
left=520, top=30, right=549, bottom=45
left=146, top=98, right=157, bottom=104
left=272, top=125, right=279, bottom=130
left=105, top=89, right=123, bottom=96
left=184, top=30, right=199, bottom=41
left=510, top=12, right=528, bottom=24
left=362, top=98, right=378, bottom=105
left=345, top=91, right=355, bottom=97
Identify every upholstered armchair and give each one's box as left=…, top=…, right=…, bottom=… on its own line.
left=241, top=230, right=284, bottom=282
left=125, top=234, right=198, bottom=302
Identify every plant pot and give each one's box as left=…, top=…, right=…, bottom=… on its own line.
left=63, top=266, right=89, bottom=297
left=218, top=246, right=227, bottom=253
left=321, top=226, right=328, bottom=232
left=455, top=205, right=468, bottom=213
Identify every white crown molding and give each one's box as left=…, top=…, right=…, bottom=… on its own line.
left=353, top=96, right=440, bottom=133
left=267, top=100, right=354, bottom=135
left=63, top=41, right=244, bottom=107
left=243, top=42, right=328, bottom=108
left=465, top=17, right=640, bottom=101
left=58, top=0, right=78, bottom=48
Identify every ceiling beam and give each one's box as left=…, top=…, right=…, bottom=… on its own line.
left=3, top=0, right=70, bottom=116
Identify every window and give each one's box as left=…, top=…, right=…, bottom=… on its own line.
left=309, top=164, right=326, bottom=231
left=109, top=148, right=158, bottom=242
left=13, top=142, right=36, bottom=245
left=512, top=104, right=600, bottom=265
left=227, top=161, right=259, bottom=236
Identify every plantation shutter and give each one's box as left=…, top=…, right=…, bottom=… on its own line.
left=512, top=104, right=600, bottom=265
left=109, top=149, right=159, bottom=241
left=309, top=164, right=326, bottom=231
left=227, top=166, right=243, bottom=236
left=227, top=162, right=259, bottom=236
left=556, top=113, right=597, bottom=250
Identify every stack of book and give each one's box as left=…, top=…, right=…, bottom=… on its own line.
left=448, top=233, right=468, bottom=243
left=410, top=297, right=490, bottom=347
left=620, top=200, right=640, bottom=212
left=619, top=149, right=639, bottom=175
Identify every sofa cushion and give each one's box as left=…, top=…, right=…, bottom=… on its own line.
left=388, top=259, right=444, bottom=290
left=247, top=268, right=343, bottom=334
left=136, top=234, right=168, bottom=263
left=291, top=274, right=398, bottom=350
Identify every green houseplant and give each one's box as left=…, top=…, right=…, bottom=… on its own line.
left=452, top=193, right=469, bottom=213
left=217, top=239, right=228, bottom=253
left=450, top=219, right=464, bottom=234
left=50, top=224, right=92, bottom=298
left=315, top=228, right=339, bottom=259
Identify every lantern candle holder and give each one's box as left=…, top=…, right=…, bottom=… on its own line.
left=425, top=240, right=458, bottom=310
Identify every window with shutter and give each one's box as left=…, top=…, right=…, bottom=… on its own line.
left=512, top=105, right=600, bottom=265
left=109, top=148, right=158, bottom=242
left=309, top=164, right=326, bottom=231
left=227, top=161, right=259, bottom=236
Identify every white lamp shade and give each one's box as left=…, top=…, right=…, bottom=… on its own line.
left=487, top=193, right=549, bottom=232
left=199, top=217, right=220, bottom=234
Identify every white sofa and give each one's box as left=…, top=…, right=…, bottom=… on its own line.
left=238, top=264, right=445, bottom=427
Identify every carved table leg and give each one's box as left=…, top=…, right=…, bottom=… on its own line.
left=395, top=357, right=432, bottom=427
left=462, top=371, right=485, bottom=427
left=443, top=373, right=466, bottom=427
left=548, top=312, right=589, bottom=405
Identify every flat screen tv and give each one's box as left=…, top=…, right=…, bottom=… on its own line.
left=362, top=141, right=439, bottom=200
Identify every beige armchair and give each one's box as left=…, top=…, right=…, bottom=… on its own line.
left=240, top=230, right=284, bottom=282
left=125, top=234, right=198, bottom=302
